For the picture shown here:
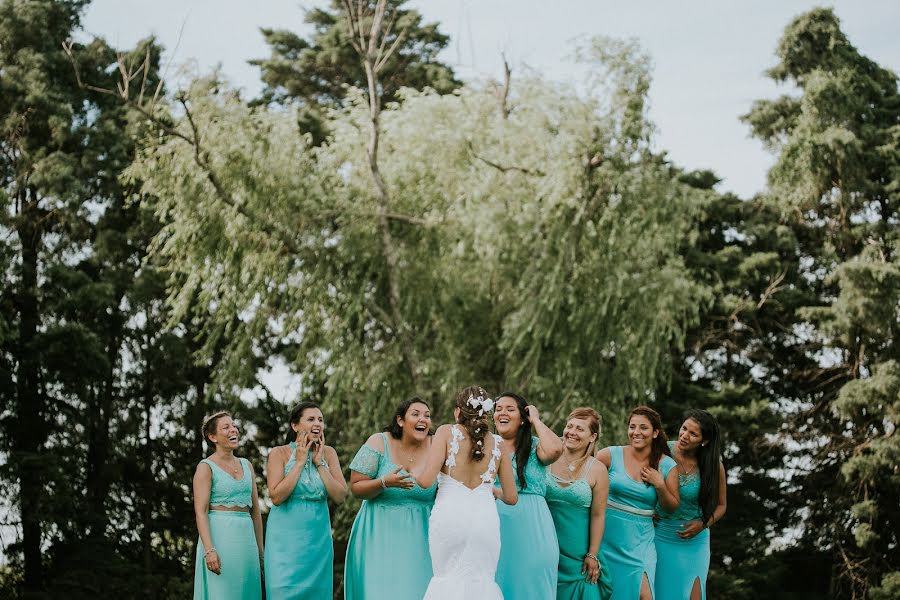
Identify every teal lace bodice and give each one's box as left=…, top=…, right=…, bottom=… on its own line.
left=545, top=460, right=594, bottom=508
left=495, top=436, right=548, bottom=496
left=607, top=446, right=676, bottom=511
left=283, top=442, right=328, bottom=502
left=348, top=433, right=437, bottom=506
left=202, top=457, right=253, bottom=508
left=658, top=441, right=703, bottom=521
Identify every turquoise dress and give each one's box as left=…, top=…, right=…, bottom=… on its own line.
left=264, top=443, right=333, bottom=600
left=545, top=458, right=613, bottom=600
left=602, top=446, right=676, bottom=600
left=495, top=436, right=559, bottom=598
left=344, top=432, right=437, bottom=599
left=193, top=457, right=262, bottom=600
left=654, top=442, right=709, bottom=600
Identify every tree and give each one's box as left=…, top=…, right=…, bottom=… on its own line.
left=250, top=0, right=459, bottom=143
left=743, top=8, right=900, bottom=598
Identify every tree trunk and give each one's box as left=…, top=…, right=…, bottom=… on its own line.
left=15, top=187, right=44, bottom=595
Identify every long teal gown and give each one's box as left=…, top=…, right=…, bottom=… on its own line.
left=344, top=432, right=438, bottom=599
left=545, top=458, right=613, bottom=600
left=601, top=446, right=676, bottom=600
left=654, top=442, right=709, bottom=600
left=495, top=436, right=559, bottom=598
left=264, top=443, right=333, bottom=600
left=193, top=457, right=262, bottom=600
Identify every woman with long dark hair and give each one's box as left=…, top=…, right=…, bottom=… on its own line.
left=654, top=409, right=727, bottom=600
left=264, top=401, right=347, bottom=599
left=493, top=391, right=565, bottom=599
left=596, top=406, right=679, bottom=600
left=192, top=411, right=264, bottom=600
left=344, top=397, right=438, bottom=599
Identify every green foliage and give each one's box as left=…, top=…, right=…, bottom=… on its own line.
left=741, top=7, right=900, bottom=598
left=250, top=0, right=459, bottom=143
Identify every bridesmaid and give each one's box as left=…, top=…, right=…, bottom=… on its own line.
left=546, top=408, right=613, bottom=600
left=596, top=406, right=679, bottom=600
left=655, top=409, right=727, bottom=600
left=264, top=401, right=347, bottom=600
left=192, top=411, right=264, bottom=600
left=344, top=397, right=438, bottom=599
left=493, top=392, right=564, bottom=598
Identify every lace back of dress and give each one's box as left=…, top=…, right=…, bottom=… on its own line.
left=479, top=434, right=502, bottom=483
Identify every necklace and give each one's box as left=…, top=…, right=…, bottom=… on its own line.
left=215, top=456, right=241, bottom=476
left=558, top=453, right=583, bottom=478
left=674, top=449, right=697, bottom=475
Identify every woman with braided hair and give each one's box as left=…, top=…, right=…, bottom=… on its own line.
left=414, top=385, right=518, bottom=599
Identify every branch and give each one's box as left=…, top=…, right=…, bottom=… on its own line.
left=494, top=55, right=511, bottom=119
left=757, top=270, right=787, bottom=309
left=468, top=142, right=544, bottom=176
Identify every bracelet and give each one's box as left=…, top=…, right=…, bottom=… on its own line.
left=204, top=547, right=217, bottom=557
left=380, top=476, right=387, bottom=489
left=316, top=460, right=327, bottom=469
left=584, top=552, right=598, bottom=561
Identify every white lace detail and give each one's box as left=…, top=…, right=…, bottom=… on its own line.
left=445, top=425, right=464, bottom=468
left=480, top=435, right=502, bottom=483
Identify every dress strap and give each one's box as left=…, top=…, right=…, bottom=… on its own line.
left=580, top=456, right=596, bottom=480
left=379, top=432, right=392, bottom=462
left=445, top=425, right=463, bottom=468
left=480, top=434, right=502, bottom=483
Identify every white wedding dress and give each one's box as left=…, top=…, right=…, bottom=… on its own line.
left=423, top=425, right=505, bottom=599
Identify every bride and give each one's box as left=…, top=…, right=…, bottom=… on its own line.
left=414, top=386, right=519, bottom=599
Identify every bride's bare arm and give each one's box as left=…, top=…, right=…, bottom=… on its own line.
left=413, top=425, right=450, bottom=489
left=496, top=448, right=518, bottom=505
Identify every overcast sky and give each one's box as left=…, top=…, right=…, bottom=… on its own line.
left=82, top=1, right=900, bottom=200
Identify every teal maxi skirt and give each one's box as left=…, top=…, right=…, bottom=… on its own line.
left=265, top=497, right=333, bottom=600
left=601, top=504, right=657, bottom=600
left=496, top=494, right=559, bottom=598
left=344, top=499, right=433, bottom=598
left=547, top=497, right=613, bottom=600
left=654, top=520, right=709, bottom=600
left=193, top=511, right=261, bottom=600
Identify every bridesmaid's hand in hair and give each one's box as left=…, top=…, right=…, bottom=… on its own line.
left=678, top=520, right=705, bottom=540
left=524, top=405, right=542, bottom=425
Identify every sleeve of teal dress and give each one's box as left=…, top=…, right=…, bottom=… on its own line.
left=349, top=444, right=383, bottom=477
left=660, top=454, right=677, bottom=479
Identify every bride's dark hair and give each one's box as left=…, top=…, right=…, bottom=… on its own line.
left=455, top=385, right=491, bottom=462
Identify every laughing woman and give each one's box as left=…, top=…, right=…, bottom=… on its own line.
left=344, top=397, right=438, bottom=599
left=654, top=410, right=726, bottom=600
left=546, top=408, right=613, bottom=600
left=596, top=406, right=679, bottom=600
left=264, top=402, right=347, bottom=600
left=193, top=411, right=264, bottom=600
left=493, top=392, right=564, bottom=599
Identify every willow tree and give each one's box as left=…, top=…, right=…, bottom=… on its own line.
left=127, top=34, right=711, bottom=548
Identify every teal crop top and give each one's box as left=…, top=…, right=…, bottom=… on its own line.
left=201, top=457, right=253, bottom=508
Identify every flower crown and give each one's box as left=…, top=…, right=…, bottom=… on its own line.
left=467, top=393, right=494, bottom=416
